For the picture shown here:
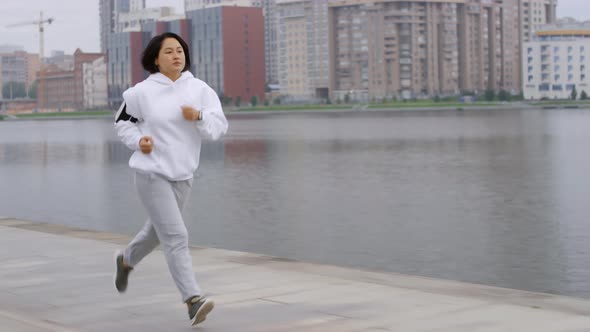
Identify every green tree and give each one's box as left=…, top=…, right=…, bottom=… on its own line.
left=433, top=95, right=441, bottom=103
left=2, top=81, right=26, bottom=99
left=218, top=93, right=231, bottom=106
left=218, top=94, right=231, bottom=106
left=273, top=97, right=281, bottom=105
left=235, top=96, right=241, bottom=107
left=250, top=95, right=258, bottom=106
left=581, top=90, right=588, bottom=100
left=484, top=89, right=495, bottom=101
left=344, top=93, right=351, bottom=104
left=498, top=90, right=510, bottom=101
left=571, top=85, right=578, bottom=100
left=28, top=80, right=38, bottom=99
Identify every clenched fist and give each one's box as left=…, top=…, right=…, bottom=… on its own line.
left=181, top=105, right=202, bottom=121
left=139, top=136, right=153, bottom=154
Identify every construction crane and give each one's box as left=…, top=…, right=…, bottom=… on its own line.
left=6, top=11, right=54, bottom=107
left=6, top=11, right=55, bottom=61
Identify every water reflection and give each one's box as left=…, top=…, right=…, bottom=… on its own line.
left=1, top=110, right=590, bottom=299
left=0, top=142, right=117, bottom=165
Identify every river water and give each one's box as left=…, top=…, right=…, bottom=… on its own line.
left=1, top=108, right=590, bottom=298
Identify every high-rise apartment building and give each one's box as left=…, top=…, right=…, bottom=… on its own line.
left=521, top=0, right=557, bottom=43
left=99, top=0, right=115, bottom=53
left=328, top=0, right=523, bottom=101
left=116, top=7, right=177, bottom=32
left=99, top=0, right=147, bottom=52
left=186, top=0, right=279, bottom=85
left=129, top=0, right=146, bottom=11
left=185, top=0, right=263, bottom=10
left=186, top=6, right=266, bottom=103
left=523, top=21, right=590, bottom=99
left=262, top=0, right=279, bottom=85
left=459, top=0, right=521, bottom=94
left=0, top=51, right=40, bottom=98
left=277, top=0, right=329, bottom=101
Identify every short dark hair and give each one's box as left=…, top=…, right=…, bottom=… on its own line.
left=141, top=32, right=191, bottom=74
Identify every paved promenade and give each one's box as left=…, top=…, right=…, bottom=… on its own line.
left=1, top=217, right=590, bottom=332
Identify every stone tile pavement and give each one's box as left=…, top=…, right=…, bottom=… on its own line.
left=0, top=218, right=589, bottom=332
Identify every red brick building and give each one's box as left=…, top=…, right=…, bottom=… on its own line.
left=38, top=65, right=75, bottom=111
left=38, top=49, right=103, bottom=110
left=187, top=6, right=265, bottom=104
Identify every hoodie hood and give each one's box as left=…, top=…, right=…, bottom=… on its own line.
left=147, top=71, right=194, bottom=85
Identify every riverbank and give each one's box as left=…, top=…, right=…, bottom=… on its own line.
left=1, top=217, right=590, bottom=331
left=2, top=100, right=590, bottom=121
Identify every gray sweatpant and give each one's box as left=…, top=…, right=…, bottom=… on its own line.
left=123, top=172, right=201, bottom=302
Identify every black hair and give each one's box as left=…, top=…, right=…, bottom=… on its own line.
left=141, top=32, right=191, bottom=73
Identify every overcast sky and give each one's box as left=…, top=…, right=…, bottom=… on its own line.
left=0, top=0, right=586, bottom=55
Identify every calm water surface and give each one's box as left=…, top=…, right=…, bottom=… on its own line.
left=1, top=109, right=590, bottom=298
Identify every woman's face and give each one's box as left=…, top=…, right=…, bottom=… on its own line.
left=155, top=37, right=186, bottom=80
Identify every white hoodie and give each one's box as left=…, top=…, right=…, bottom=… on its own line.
left=114, top=71, right=228, bottom=181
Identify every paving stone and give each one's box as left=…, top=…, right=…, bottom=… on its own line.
left=1, top=220, right=590, bottom=332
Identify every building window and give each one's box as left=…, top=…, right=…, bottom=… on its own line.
left=552, top=84, right=562, bottom=91
left=539, top=83, right=550, bottom=91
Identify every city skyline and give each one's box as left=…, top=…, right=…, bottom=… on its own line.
left=0, top=0, right=587, bottom=55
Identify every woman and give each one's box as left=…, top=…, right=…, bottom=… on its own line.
left=113, top=32, right=228, bottom=326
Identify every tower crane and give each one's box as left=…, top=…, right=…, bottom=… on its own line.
left=5, top=11, right=54, bottom=107
left=6, top=11, right=54, bottom=62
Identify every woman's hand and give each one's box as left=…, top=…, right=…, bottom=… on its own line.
left=139, top=136, right=153, bottom=154
left=181, top=105, right=201, bottom=121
